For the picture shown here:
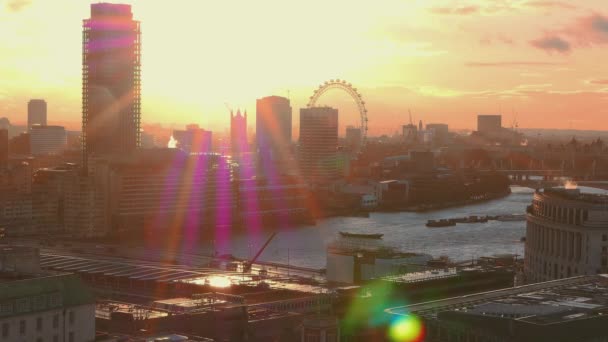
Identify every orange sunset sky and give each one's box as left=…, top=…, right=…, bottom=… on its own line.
left=1, top=0, right=608, bottom=134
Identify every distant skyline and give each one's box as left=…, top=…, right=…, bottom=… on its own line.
left=1, top=0, right=608, bottom=134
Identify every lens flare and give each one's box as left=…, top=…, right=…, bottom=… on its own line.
left=208, top=275, right=231, bottom=288
left=388, top=315, right=425, bottom=342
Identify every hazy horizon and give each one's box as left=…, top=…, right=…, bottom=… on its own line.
left=2, top=0, right=608, bottom=134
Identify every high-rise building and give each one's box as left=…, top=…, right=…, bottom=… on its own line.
left=256, top=96, right=292, bottom=163
left=231, top=109, right=248, bottom=156
left=0, top=129, right=7, bottom=168
left=173, top=124, right=212, bottom=154
left=27, top=99, right=47, bottom=129
left=524, top=187, right=608, bottom=283
left=345, top=126, right=361, bottom=151
left=29, top=125, right=67, bottom=155
left=299, top=107, right=339, bottom=183
left=82, top=3, right=141, bottom=162
left=477, top=114, right=502, bottom=133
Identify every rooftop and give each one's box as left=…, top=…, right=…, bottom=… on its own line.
left=387, top=275, right=608, bottom=326
left=540, top=187, right=608, bottom=205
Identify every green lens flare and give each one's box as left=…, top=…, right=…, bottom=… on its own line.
left=388, top=315, right=424, bottom=342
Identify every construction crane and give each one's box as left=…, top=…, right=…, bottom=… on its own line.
left=242, top=232, right=277, bottom=273
left=224, top=102, right=233, bottom=115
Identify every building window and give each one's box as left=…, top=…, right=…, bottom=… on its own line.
left=2, top=322, right=9, bottom=338
left=603, top=234, right=607, bottom=242
left=53, top=314, right=59, bottom=329
left=69, top=311, right=75, bottom=325
left=37, top=316, right=43, bottom=331
left=19, top=320, right=26, bottom=335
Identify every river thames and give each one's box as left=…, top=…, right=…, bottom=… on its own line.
left=210, top=186, right=606, bottom=269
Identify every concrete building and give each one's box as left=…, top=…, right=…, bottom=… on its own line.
left=477, top=115, right=502, bottom=134
left=326, top=235, right=431, bottom=284
left=402, top=123, right=418, bottom=144
left=91, top=149, right=234, bottom=235
left=426, top=123, right=449, bottom=144
left=230, top=109, right=248, bottom=156
left=82, top=3, right=141, bottom=163
left=27, top=99, right=47, bottom=130
left=345, top=126, right=362, bottom=151
left=0, top=129, right=7, bottom=168
left=301, top=316, right=340, bottom=342
left=299, top=107, right=339, bottom=183
left=29, top=125, right=67, bottom=155
left=173, top=124, right=212, bottom=154
left=0, top=246, right=96, bottom=342
left=386, top=275, right=608, bottom=342
left=525, top=187, right=608, bottom=283
left=256, top=96, right=292, bottom=163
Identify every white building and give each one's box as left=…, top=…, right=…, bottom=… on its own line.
left=29, top=125, right=67, bottom=155
left=525, top=187, right=608, bottom=283
left=0, top=246, right=95, bottom=342
left=326, top=236, right=431, bottom=284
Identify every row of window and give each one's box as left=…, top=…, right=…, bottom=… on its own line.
left=532, top=199, right=589, bottom=225
left=1, top=311, right=75, bottom=338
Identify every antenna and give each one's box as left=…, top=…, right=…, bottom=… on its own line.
left=408, top=109, right=413, bottom=125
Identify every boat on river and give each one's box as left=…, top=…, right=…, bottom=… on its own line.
left=339, top=232, right=384, bottom=239
left=496, top=214, right=526, bottom=222
left=426, top=219, right=456, bottom=228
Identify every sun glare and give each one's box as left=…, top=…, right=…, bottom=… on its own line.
left=208, top=275, right=231, bottom=288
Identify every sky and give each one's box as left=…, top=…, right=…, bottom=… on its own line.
left=1, top=0, right=608, bottom=135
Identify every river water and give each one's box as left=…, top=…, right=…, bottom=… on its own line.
left=209, top=186, right=606, bottom=269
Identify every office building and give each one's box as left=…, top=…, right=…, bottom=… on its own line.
left=525, top=187, right=608, bottom=283
left=426, top=123, right=449, bottom=144
left=256, top=96, right=292, bottom=163
left=27, top=99, right=47, bottom=130
left=82, top=3, right=141, bottom=162
left=299, top=107, right=339, bottom=183
left=29, top=125, right=67, bottom=155
left=477, top=115, right=502, bottom=133
left=0, top=129, right=7, bottom=168
left=301, top=316, right=340, bottom=342
left=230, top=109, right=248, bottom=156
left=402, top=123, right=418, bottom=144
left=345, top=126, right=362, bottom=151
left=0, top=246, right=95, bottom=342
left=173, top=124, right=212, bottom=154
left=386, top=275, right=608, bottom=342
left=8, top=133, right=30, bottom=156
left=91, top=149, right=234, bottom=235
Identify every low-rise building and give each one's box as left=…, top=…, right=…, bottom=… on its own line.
left=386, top=275, right=608, bottom=342
left=0, top=245, right=96, bottom=342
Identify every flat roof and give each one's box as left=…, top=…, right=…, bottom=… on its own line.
left=386, top=275, right=608, bottom=326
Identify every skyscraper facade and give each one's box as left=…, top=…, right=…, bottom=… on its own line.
left=82, top=3, right=141, bottom=162
left=230, top=109, right=248, bottom=156
left=27, top=99, right=47, bottom=129
left=29, top=125, right=67, bottom=155
left=299, top=107, right=339, bottom=183
left=0, top=129, right=8, bottom=169
left=477, top=115, right=502, bottom=133
left=256, top=96, right=292, bottom=163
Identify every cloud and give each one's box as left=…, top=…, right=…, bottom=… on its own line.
left=568, top=14, right=608, bottom=45
left=479, top=34, right=515, bottom=46
left=524, top=1, right=577, bottom=9
left=5, top=0, right=32, bottom=12
left=430, top=6, right=479, bottom=15
left=530, top=35, right=571, bottom=53
left=588, top=79, right=608, bottom=85
left=465, top=61, right=562, bottom=67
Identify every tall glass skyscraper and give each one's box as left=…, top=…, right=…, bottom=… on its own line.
left=27, top=99, right=47, bottom=130
left=82, top=3, right=141, bottom=164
